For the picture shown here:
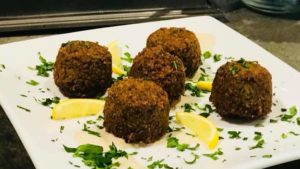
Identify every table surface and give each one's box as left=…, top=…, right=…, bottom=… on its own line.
left=0, top=7, right=299, bottom=169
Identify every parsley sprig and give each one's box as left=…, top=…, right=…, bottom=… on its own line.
left=63, top=143, right=129, bottom=169
left=30, top=52, right=54, bottom=77
left=167, top=137, right=199, bottom=151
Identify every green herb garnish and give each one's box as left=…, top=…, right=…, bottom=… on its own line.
left=31, top=52, right=54, bottom=77
left=229, top=65, right=239, bottom=75
left=203, top=51, right=212, bottom=59
left=184, top=152, right=200, bottom=164
left=40, top=97, right=60, bottom=107
left=198, top=73, right=210, bottom=81
left=167, top=137, right=199, bottom=151
left=0, top=64, right=5, bottom=72
left=254, top=132, right=262, bottom=141
left=82, top=124, right=100, bottom=137
left=26, top=80, right=39, bottom=86
left=249, top=139, right=265, bottom=150
left=123, top=65, right=131, bottom=74
left=60, top=126, right=64, bottom=133
left=181, top=103, right=195, bottom=112
left=213, top=54, right=221, bottom=62
left=122, top=52, right=133, bottom=63
left=235, top=147, right=241, bottom=151
left=279, top=106, right=297, bottom=122
left=237, top=58, right=250, bottom=68
left=147, top=159, right=173, bottom=169
left=262, top=154, right=272, bottom=158
left=297, top=117, right=300, bottom=126
left=185, top=83, right=202, bottom=97
left=172, top=61, right=178, bottom=70
left=270, top=119, right=278, bottom=123
left=281, top=133, right=287, bottom=139
left=63, top=143, right=128, bottom=169
left=289, top=131, right=299, bottom=136
left=203, top=148, right=223, bottom=160
left=17, top=105, right=31, bottom=112
left=228, top=131, right=241, bottom=139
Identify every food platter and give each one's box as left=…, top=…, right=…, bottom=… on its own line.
left=0, top=16, right=300, bottom=169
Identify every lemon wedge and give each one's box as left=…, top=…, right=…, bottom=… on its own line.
left=112, top=65, right=126, bottom=75
left=52, top=99, right=105, bottom=120
left=197, top=81, right=212, bottom=91
left=108, top=40, right=125, bottom=75
left=176, top=112, right=219, bottom=149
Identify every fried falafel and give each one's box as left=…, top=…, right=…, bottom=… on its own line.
left=103, top=78, right=170, bottom=143
left=54, top=41, right=112, bottom=98
left=147, top=27, right=201, bottom=77
left=129, top=46, right=185, bottom=105
left=209, top=59, right=272, bottom=119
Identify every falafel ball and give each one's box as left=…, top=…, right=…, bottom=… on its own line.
left=129, top=46, right=185, bottom=105
left=146, top=27, right=201, bottom=77
left=209, top=59, right=272, bottom=119
left=103, top=78, right=170, bottom=143
left=54, top=41, right=112, bottom=98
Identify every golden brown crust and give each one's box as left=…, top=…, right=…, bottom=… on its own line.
left=209, top=60, right=272, bottom=119
left=103, top=78, right=170, bottom=143
left=147, top=27, right=201, bottom=77
left=54, top=41, right=112, bottom=98
left=129, top=46, right=185, bottom=105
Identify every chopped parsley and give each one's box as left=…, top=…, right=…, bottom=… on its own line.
left=0, top=64, right=5, bottom=72
left=167, top=137, right=199, bottom=151
left=147, top=159, right=173, bottom=169
left=235, top=147, right=241, bottom=151
left=203, top=148, right=223, bottom=160
left=229, top=65, right=239, bottom=75
left=249, top=139, right=265, bottom=150
left=217, top=128, right=224, bottom=132
left=297, top=117, right=300, bottom=126
left=172, top=61, right=178, bottom=70
left=30, top=52, right=54, bottom=77
left=26, top=80, right=39, bottom=86
left=281, top=133, right=287, bottom=139
left=40, top=97, right=60, bottom=107
left=262, top=154, right=272, bottom=158
left=228, top=131, right=241, bottom=139
left=202, top=51, right=212, bottom=59
left=281, top=108, right=287, bottom=112
left=213, top=54, right=221, bottom=62
left=237, top=58, right=250, bottom=68
left=254, top=132, right=262, bottom=141
left=270, top=119, right=278, bottom=123
left=279, top=106, right=297, bottom=122
left=20, top=94, right=28, bottom=97
left=60, top=126, right=64, bottom=133
left=181, top=103, right=195, bottom=112
left=184, top=152, right=200, bottom=164
left=17, top=105, right=31, bottom=112
left=82, top=124, right=100, bottom=137
left=289, top=131, right=299, bottom=136
left=185, top=83, right=202, bottom=97
left=123, top=65, right=131, bottom=74
left=122, top=52, right=133, bottom=63
left=63, top=143, right=128, bottom=169
left=198, top=73, right=210, bottom=81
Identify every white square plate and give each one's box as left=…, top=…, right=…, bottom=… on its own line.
left=0, top=16, right=300, bottom=169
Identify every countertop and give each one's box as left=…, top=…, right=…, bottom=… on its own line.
left=0, top=7, right=299, bottom=169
